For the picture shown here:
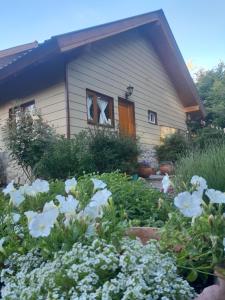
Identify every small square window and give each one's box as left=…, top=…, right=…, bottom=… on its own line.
left=148, top=110, right=157, bottom=125
left=86, top=90, right=114, bottom=127
left=9, top=100, right=35, bottom=120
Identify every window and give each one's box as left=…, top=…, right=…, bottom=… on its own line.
left=148, top=110, right=157, bottom=125
left=86, top=90, right=114, bottom=127
left=9, top=100, right=35, bottom=120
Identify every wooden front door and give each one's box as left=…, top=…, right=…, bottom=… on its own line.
left=118, top=98, right=136, bottom=137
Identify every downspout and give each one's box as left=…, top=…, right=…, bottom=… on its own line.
left=64, top=62, right=70, bottom=139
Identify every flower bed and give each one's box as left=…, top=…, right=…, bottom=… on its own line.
left=0, top=175, right=196, bottom=299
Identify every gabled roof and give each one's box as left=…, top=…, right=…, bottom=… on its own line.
left=0, top=41, right=38, bottom=69
left=0, top=10, right=205, bottom=115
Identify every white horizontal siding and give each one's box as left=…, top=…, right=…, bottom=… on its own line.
left=67, top=29, right=187, bottom=148
left=0, top=82, right=66, bottom=149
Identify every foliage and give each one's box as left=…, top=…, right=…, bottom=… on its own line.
left=2, top=109, right=56, bottom=180
left=196, top=62, right=225, bottom=128
left=155, top=132, right=189, bottom=163
left=174, top=143, right=225, bottom=192
left=36, top=128, right=140, bottom=179
left=190, top=126, right=225, bottom=150
left=1, top=239, right=196, bottom=300
left=160, top=176, right=225, bottom=289
left=93, top=172, right=172, bottom=227
left=0, top=176, right=125, bottom=265
left=34, top=137, right=80, bottom=179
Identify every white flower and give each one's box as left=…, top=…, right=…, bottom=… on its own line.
left=91, top=178, right=107, bottom=190
left=32, top=179, right=49, bottom=194
left=29, top=211, right=56, bottom=238
left=9, top=190, right=25, bottom=207
left=191, top=176, right=207, bottom=193
left=85, top=223, right=96, bottom=237
left=65, top=178, right=77, bottom=194
left=20, top=184, right=37, bottom=197
left=174, top=191, right=203, bottom=217
left=0, top=237, right=5, bottom=254
left=56, top=195, right=78, bottom=214
left=82, top=189, right=112, bottom=220
left=11, top=213, right=21, bottom=224
left=205, top=189, right=225, bottom=204
left=3, top=181, right=15, bottom=195
left=24, top=211, right=38, bottom=225
left=162, top=174, right=171, bottom=193
left=90, top=189, right=112, bottom=207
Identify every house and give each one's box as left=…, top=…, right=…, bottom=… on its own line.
left=0, top=9, right=205, bottom=181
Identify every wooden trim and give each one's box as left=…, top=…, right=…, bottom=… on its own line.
left=118, top=97, right=136, bottom=138
left=64, top=63, right=70, bottom=138
left=183, top=105, right=200, bottom=113
left=86, top=89, right=115, bottom=128
left=148, top=110, right=158, bottom=125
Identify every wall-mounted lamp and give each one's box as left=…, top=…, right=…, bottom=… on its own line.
left=125, top=85, right=134, bottom=99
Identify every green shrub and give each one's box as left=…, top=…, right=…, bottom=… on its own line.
left=155, top=132, right=189, bottom=163
left=83, top=128, right=140, bottom=174
left=36, top=128, right=140, bottom=179
left=95, top=172, right=172, bottom=226
left=3, top=109, right=56, bottom=180
left=174, top=143, right=225, bottom=192
left=191, top=126, right=225, bottom=150
left=34, top=137, right=80, bottom=179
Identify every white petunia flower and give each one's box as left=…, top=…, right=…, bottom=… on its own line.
left=161, top=174, right=171, bottom=193
left=29, top=211, right=55, bottom=238
left=32, top=179, right=49, bottom=194
left=20, top=184, right=37, bottom=197
left=56, top=195, right=78, bottom=214
left=9, top=190, right=25, bottom=207
left=24, top=211, right=38, bottom=225
left=191, top=176, right=207, bottom=195
left=0, top=237, right=5, bottom=254
left=91, top=178, right=107, bottom=190
left=11, top=213, right=21, bottom=224
left=205, top=189, right=225, bottom=204
left=65, top=178, right=77, bottom=194
left=3, top=181, right=15, bottom=195
left=89, top=189, right=112, bottom=207
left=174, top=191, right=203, bottom=217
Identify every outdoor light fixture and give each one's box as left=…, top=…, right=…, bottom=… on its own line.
left=125, top=85, right=134, bottom=99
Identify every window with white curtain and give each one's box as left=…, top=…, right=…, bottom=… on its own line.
left=86, top=90, right=114, bottom=127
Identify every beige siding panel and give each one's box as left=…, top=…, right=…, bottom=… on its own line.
left=0, top=82, right=66, bottom=149
left=68, top=30, right=186, bottom=147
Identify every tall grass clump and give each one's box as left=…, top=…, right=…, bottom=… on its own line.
left=174, top=143, right=225, bottom=192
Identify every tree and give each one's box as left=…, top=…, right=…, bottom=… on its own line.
left=196, top=62, right=225, bottom=127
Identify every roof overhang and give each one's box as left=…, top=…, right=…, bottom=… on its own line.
left=0, top=10, right=205, bottom=116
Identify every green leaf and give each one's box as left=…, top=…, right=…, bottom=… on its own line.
left=186, top=269, right=198, bottom=282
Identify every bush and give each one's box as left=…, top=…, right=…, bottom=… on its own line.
left=191, top=126, right=225, bottom=150
left=36, top=128, right=140, bottom=179
left=155, top=132, right=189, bottom=163
left=94, top=172, right=172, bottom=227
left=3, top=109, right=56, bottom=180
left=174, top=143, right=225, bottom=192
left=34, top=137, right=80, bottom=179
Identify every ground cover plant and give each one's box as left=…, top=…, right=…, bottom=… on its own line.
left=0, top=176, right=196, bottom=299
left=161, top=175, right=225, bottom=292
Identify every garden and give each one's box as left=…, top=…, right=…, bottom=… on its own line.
left=1, top=97, right=225, bottom=299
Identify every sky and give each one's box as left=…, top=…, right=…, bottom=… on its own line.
left=1, top=0, right=225, bottom=72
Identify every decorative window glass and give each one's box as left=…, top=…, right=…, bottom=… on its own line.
left=86, top=90, right=114, bottom=127
left=148, top=110, right=157, bottom=125
left=9, top=100, right=35, bottom=120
